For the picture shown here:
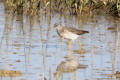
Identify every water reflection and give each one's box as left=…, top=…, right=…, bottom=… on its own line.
left=0, top=2, right=120, bottom=80
left=54, top=58, right=87, bottom=79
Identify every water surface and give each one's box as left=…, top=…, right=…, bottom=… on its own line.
left=0, top=2, right=120, bottom=80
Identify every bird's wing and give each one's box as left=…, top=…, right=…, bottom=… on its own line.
left=64, top=27, right=89, bottom=35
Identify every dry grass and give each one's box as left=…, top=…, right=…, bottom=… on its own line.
left=4, top=0, right=120, bottom=16
left=0, top=70, right=22, bottom=77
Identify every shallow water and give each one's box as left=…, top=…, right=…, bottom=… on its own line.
left=0, top=2, right=120, bottom=80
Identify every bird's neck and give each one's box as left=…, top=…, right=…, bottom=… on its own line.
left=57, top=26, right=62, bottom=31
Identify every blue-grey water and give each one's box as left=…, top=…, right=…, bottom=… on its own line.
left=0, top=2, right=120, bottom=80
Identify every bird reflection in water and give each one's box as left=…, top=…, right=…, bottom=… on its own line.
left=54, top=58, right=87, bottom=79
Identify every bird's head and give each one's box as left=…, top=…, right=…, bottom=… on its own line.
left=53, top=23, right=61, bottom=29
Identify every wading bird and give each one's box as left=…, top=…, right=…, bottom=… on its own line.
left=54, top=23, right=89, bottom=57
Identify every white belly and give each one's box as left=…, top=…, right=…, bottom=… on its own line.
left=63, top=31, right=79, bottom=40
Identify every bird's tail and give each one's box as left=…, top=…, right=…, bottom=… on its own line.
left=78, top=30, right=89, bottom=35
left=82, top=31, right=89, bottom=33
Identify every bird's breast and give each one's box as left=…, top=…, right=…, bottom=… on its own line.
left=63, top=31, right=79, bottom=40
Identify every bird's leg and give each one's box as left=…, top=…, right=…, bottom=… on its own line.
left=77, top=40, right=85, bottom=51
left=69, top=40, right=72, bottom=57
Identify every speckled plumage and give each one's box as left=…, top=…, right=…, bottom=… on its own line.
left=54, top=23, right=89, bottom=40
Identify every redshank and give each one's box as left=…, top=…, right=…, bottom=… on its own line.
left=54, top=23, right=89, bottom=57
